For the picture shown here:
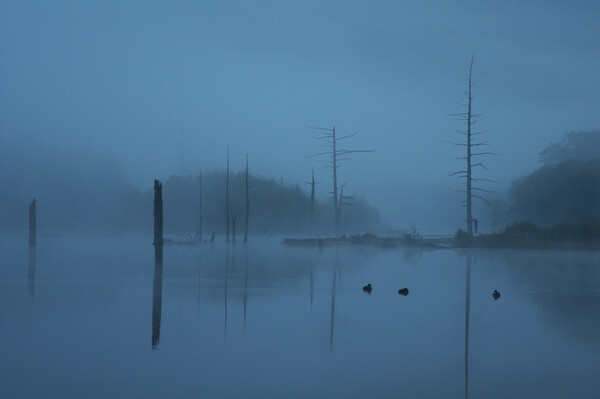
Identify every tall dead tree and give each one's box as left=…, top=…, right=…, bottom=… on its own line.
left=29, top=198, right=36, bottom=246
left=196, top=168, right=203, bottom=243
left=243, top=154, right=250, bottom=244
left=306, top=169, right=317, bottom=235
left=231, top=206, right=243, bottom=243
left=338, top=183, right=355, bottom=218
left=225, top=147, right=230, bottom=242
left=304, top=125, right=373, bottom=233
left=449, top=55, right=496, bottom=238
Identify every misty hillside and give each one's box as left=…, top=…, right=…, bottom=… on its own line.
left=158, top=171, right=380, bottom=236
left=0, top=140, right=380, bottom=235
left=506, top=131, right=600, bottom=227
left=0, top=140, right=145, bottom=232
left=475, top=130, right=600, bottom=229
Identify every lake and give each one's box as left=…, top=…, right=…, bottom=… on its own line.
left=1, top=235, right=600, bottom=398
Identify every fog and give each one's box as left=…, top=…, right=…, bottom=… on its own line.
left=2, top=1, right=600, bottom=233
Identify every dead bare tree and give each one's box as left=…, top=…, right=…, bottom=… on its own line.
left=243, top=154, right=250, bottom=244
left=304, top=125, right=374, bottom=233
left=449, top=55, right=497, bottom=238
left=338, top=182, right=355, bottom=217
left=29, top=198, right=36, bottom=246
left=225, top=147, right=230, bottom=242
left=196, top=168, right=203, bottom=243
left=231, top=206, right=243, bottom=243
left=305, top=169, right=319, bottom=235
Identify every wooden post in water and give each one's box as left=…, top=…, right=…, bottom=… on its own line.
left=152, top=179, right=164, bottom=349
left=153, top=180, right=163, bottom=264
left=29, top=199, right=36, bottom=246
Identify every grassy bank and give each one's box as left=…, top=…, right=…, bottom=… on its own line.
left=457, top=221, right=600, bottom=250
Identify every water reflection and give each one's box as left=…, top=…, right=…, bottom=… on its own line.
left=151, top=250, right=163, bottom=349
left=309, top=260, right=314, bottom=309
left=224, top=247, right=230, bottom=339
left=28, top=244, right=36, bottom=297
left=484, top=250, right=600, bottom=346
left=5, top=237, right=600, bottom=398
left=243, top=247, right=248, bottom=331
left=465, top=254, right=471, bottom=399
left=329, top=253, right=340, bottom=353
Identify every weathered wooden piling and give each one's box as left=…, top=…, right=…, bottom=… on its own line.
left=152, top=179, right=164, bottom=348
left=28, top=244, right=36, bottom=297
left=153, top=180, right=163, bottom=263
left=29, top=198, right=36, bottom=246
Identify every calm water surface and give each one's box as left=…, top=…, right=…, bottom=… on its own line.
left=1, top=235, right=600, bottom=398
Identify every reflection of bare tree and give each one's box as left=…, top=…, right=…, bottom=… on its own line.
left=151, top=255, right=163, bottom=349
left=243, top=247, right=248, bottom=332
left=309, top=260, right=314, bottom=309
left=197, top=247, right=201, bottom=319
left=483, top=250, right=600, bottom=346
left=465, top=254, right=472, bottom=399
left=329, top=253, right=340, bottom=353
left=224, top=247, right=230, bottom=339
left=28, top=245, right=36, bottom=297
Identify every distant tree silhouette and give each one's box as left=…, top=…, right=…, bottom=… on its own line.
left=539, top=130, right=600, bottom=165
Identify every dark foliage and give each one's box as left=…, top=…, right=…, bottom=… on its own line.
left=539, top=130, right=600, bottom=165
left=160, top=171, right=381, bottom=236
left=464, top=221, right=600, bottom=249
left=508, top=158, right=600, bottom=226
left=0, top=139, right=380, bottom=235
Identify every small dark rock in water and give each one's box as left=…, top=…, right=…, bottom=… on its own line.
left=363, top=283, right=372, bottom=294
left=398, top=287, right=409, bottom=296
left=493, top=290, right=501, bottom=300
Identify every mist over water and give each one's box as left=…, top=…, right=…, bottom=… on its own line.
left=2, top=236, right=599, bottom=398
left=2, top=2, right=600, bottom=398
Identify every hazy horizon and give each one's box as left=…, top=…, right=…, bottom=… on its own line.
left=2, top=1, right=599, bottom=232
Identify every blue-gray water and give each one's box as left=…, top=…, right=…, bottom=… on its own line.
left=1, top=236, right=600, bottom=398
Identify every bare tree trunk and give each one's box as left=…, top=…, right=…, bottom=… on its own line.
left=225, top=148, right=230, bottom=242
left=338, top=183, right=345, bottom=221
left=332, top=126, right=340, bottom=232
left=466, top=59, right=473, bottom=237
left=196, top=168, right=202, bottom=242
left=309, top=169, right=315, bottom=235
left=153, top=180, right=163, bottom=264
left=243, top=154, right=249, bottom=244
left=304, top=125, right=373, bottom=234
left=29, top=198, right=36, bottom=246
left=449, top=55, right=495, bottom=239
left=232, top=210, right=242, bottom=243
